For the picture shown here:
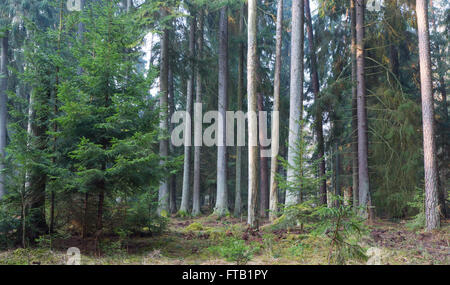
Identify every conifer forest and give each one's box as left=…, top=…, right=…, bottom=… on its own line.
left=0, top=0, right=448, bottom=266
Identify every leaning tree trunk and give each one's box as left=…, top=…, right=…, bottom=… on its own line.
left=234, top=3, right=245, bottom=218
left=192, top=9, right=204, bottom=217
left=157, top=7, right=170, bottom=216
left=180, top=14, right=196, bottom=215
left=215, top=6, right=229, bottom=217
left=356, top=0, right=371, bottom=217
left=350, top=0, right=359, bottom=210
left=285, top=0, right=304, bottom=207
left=0, top=31, right=8, bottom=199
left=305, top=0, right=326, bottom=206
left=269, top=0, right=283, bottom=221
left=416, top=0, right=440, bottom=231
left=247, top=0, right=259, bottom=228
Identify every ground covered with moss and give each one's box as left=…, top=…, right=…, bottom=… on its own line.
left=0, top=216, right=448, bottom=265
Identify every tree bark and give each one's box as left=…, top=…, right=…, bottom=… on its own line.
left=350, top=0, right=359, bottom=210
left=269, top=0, right=282, bottom=221
left=168, top=67, right=177, bottom=214
left=234, top=3, right=245, bottom=218
left=193, top=8, right=204, bottom=217
left=97, top=189, right=104, bottom=231
left=305, top=0, right=326, bottom=206
left=247, top=0, right=259, bottom=227
left=285, top=0, right=304, bottom=206
left=431, top=4, right=448, bottom=218
left=180, top=13, right=196, bottom=214
left=416, top=0, right=440, bottom=230
left=157, top=7, right=170, bottom=216
left=215, top=6, right=229, bottom=217
left=258, top=93, right=269, bottom=218
left=356, top=0, right=371, bottom=216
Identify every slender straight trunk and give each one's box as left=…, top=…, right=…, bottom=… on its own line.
left=335, top=143, right=342, bottom=207
left=356, top=0, right=371, bottom=216
left=247, top=0, right=258, bottom=227
left=168, top=67, right=177, bottom=214
left=285, top=0, right=304, bottom=206
left=97, top=189, right=104, bottom=231
left=192, top=9, right=204, bottom=216
left=24, top=92, right=33, bottom=193
left=258, top=93, right=269, bottom=218
left=21, top=198, right=26, bottom=248
left=304, top=0, right=326, bottom=206
left=29, top=91, right=50, bottom=239
left=126, top=0, right=132, bottom=12
left=350, top=0, right=359, bottom=210
left=416, top=0, right=440, bottom=231
left=180, top=14, right=196, bottom=214
left=82, top=193, right=89, bottom=239
left=431, top=5, right=448, bottom=218
left=215, top=6, right=229, bottom=217
left=0, top=31, right=8, bottom=199
left=77, top=0, right=85, bottom=75
left=438, top=76, right=448, bottom=218
left=234, top=3, right=245, bottom=218
left=50, top=0, right=64, bottom=235
left=158, top=7, right=170, bottom=216
left=167, top=21, right=176, bottom=213
left=269, top=0, right=283, bottom=221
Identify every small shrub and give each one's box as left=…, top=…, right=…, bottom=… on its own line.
left=100, top=240, right=126, bottom=257
left=184, top=222, right=204, bottom=232
left=288, top=243, right=309, bottom=257
left=0, top=207, right=21, bottom=249
left=314, top=195, right=368, bottom=264
left=406, top=187, right=425, bottom=230
left=209, top=238, right=256, bottom=265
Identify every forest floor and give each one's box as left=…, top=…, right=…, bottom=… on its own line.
left=0, top=216, right=449, bottom=265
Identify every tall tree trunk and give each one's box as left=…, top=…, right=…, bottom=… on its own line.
left=215, top=6, right=229, bottom=217
left=126, top=0, right=133, bottom=12
left=269, top=0, right=283, bottom=221
left=431, top=4, right=448, bottom=218
left=416, top=0, right=440, bottom=231
left=82, top=193, right=89, bottom=239
left=285, top=0, right=304, bottom=206
left=192, top=9, right=204, bottom=217
left=350, top=0, right=359, bottom=210
left=77, top=0, right=85, bottom=75
left=158, top=7, right=170, bottom=216
left=334, top=143, right=342, bottom=207
left=234, top=4, right=245, bottom=218
left=305, top=0, right=326, bottom=206
left=180, top=14, right=196, bottom=214
left=168, top=67, right=177, bottom=214
left=49, top=0, right=64, bottom=235
left=97, top=189, right=104, bottom=231
left=247, top=0, right=258, bottom=227
left=0, top=31, right=8, bottom=199
left=356, top=0, right=371, bottom=217
left=30, top=92, right=49, bottom=238
left=258, top=93, right=269, bottom=218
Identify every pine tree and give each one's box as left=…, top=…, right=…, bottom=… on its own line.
left=416, top=0, right=440, bottom=230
